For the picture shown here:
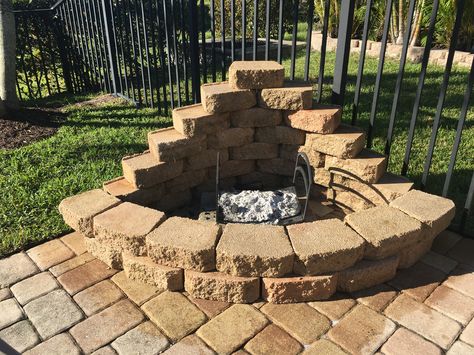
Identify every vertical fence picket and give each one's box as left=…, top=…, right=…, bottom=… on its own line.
left=316, top=0, right=330, bottom=103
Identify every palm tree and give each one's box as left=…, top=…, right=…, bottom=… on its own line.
left=0, top=0, right=19, bottom=111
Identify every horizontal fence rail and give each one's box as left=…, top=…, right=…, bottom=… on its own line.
left=13, top=0, right=474, bottom=236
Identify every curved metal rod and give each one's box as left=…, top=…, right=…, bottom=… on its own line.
left=292, top=152, right=312, bottom=222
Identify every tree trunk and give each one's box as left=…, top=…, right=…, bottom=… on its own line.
left=396, top=0, right=404, bottom=44
left=410, top=0, right=425, bottom=46
left=0, top=0, right=18, bottom=110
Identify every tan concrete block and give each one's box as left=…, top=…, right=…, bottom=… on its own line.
left=184, top=148, right=228, bottom=170
left=231, top=107, right=282, bottom=127
left=111, top=271, right=160, bottom=306
left=172, top=103, right=230, bottom=136
left=230, top=142, right=279, bottom=160
left=325, top=149, right=387, bottom=184
left=262, top=274, right=337, bottom=303
left=287, top=105, right=341, bottom=133
left=381, top=327, right=442, bottom=355
left=255, top=126, right=306, bottom=145
left=389, top=262, right=445, bottom=302
left=84, top=236, right=123, bottom=269
left=26, top=239, right=75, bottom=271
left=216, top=223, right=294, bottom=277
left=337, top=256, right=399, bottom=293
left=309, top=293, right=356, bottom=321
left=123, top=253, right=183, bottom=291
left=328, top=305, right=396, bottom=355
left=257, top=158, right=294, bottom=176
left=208, top=127, right=254, bottom=148
left=142, top=292, right=206, bottom=342
left=390, top=190, right=456, bottom=238
left=165, top=169, right=207, bottom=192
left=397, top=235, right=433, bottom=269
left=148, top=128, right=206, bottom=161
left=201, top=81, right=256, bottom=113
left=237, top=171, right=283, bottom=190
left=258, top=81, right=313, bottom=110
left=384, top=294, right=461, bottom=350
left=425, top=285, right=474, bottom=325
left=302, top=339, right=348, bottom=355
left=306, top=124, right=366, bottom=158
left=93, top=202, right=166, bottom=256
left=287, top=219, right=365, bottom=275
left=122, top=152, right=183, bottom=189
left=313, top=167, right=332, bottom=187
left=59, top=189, right=121, bottom=237
left=184, top=270, right=259, bottom=303
left=147, top=217, right=221, bottom=271
left=103, top=176, right=165, bottom=206
left=353, top=284, right=398, bottom=312
left=209, top=159, right=255, bottom=178
left=280, top=144, right=325, bottom=168
left=327, top=188, right=375, bottom=212
left=152, top=189, right=192, bottom=212
left=229, top=61, right=285, bottom=89
left=244, top=324, right=303, bottom=355
left=197, top=304, right=268, bottom=354
left=344, top=206, right=424, bottom=260
left=261, top=303, right=330, bottom=344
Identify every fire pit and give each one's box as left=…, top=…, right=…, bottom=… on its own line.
left=58, top=61, right=456, bottom=304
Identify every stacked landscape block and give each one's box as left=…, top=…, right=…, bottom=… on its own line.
left=58, top=61, right=456, bottom=304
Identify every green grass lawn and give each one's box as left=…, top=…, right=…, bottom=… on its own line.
left=1, top=50, right=473, bottom=257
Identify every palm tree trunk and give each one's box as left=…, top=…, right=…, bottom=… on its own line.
left=396, top=0, right=404, bottom=44
left=410, top=0, right=425, bottom=46
left=391, top=1, right=398, bottom=43
left=0, top=0, right=19, bottom=110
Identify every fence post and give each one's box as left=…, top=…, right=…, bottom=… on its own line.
left=100, top=0, right=119, bottom=95
left=331, top=0, right=355, bottom=107
left=189, top=0, right=201, bottom=103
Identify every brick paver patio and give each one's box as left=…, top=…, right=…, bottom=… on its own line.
left=1, top=230, right=473, bottom=354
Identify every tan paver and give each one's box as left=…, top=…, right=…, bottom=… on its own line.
left=337, top=256, right=399, bottom=293
left=447, top=341, right=474, bottom=355
left=461, top=318, right=474, bottom=347
left=353, top=284, right=398, bottom=312
left=421, top=250, right=458, bottom=274
left=287, top=219, right=365, bottom=275
left=147, top=217, right=221, bottom=272
left=302, top=339, right=348, bottom=355
left=201, top=81, right=257, bottom=113
left=309, top=293, right=356, bottom=321
left=172, top=103, right=230, bottom=136
left=188, top=296, right=230, bottom=318
left=24, top=289, right=83, bottom=340
left=230, top=142, right=279, bottom=160
left=255, top=126, right=306, bottom=145
left=91, top=346, right=116, bottom=355
left=231, top=107, right=282, bottom=127
left=389, top=262, right=445, bottom=302
left=0, top=288, right=12, bottom=301
left=208, top=127, right=254, bottom=148
left=0, top=252, right=39, bottom=288
left=84, top=237, right=123, bottom=269
left=49, top=252, right=95, bottom=277
left=57, top=259, right=118, bottom=295
left=142, top=292, right=206, bottom=342
left=0, top=320, right=40, bottom=353
left=328, top=304, right=396, bottom=355
left=10, top=272, right=59, bottom=305
left=261, top=303, right=330, bottom=344
left=27, top=239, right=75, bottom=271
left=390, top=189, right=456, bottom=238
left=262, top=274, right=337, bottom=303
left=184, top=270, right=260, bottom=303
left=121, top=151, right=184, bottom=189
left=111, top=271, right=161, bottom=306
left=431, top=230, right=462, bottom=255
left=70, top=299, right=145, bottom=354
left=229, top=60, right=285, bottom=89
left=288, top=105, right=341, bottom=134
left=344, top=205, right=424, bottom=260
left=24, top=333, right=81, bottom=355
left=0, top=298, right=24, bottom=330
left=196, top=304, right=268, bottom=354
left=258, top=81, right=313, bottom=110
left=73, top=280, right=124, bottom=316
left=123, top=254, right=183, bottom=291
left=306, top=124, right=366, bottom=158
left=60, top=231, right=87, bottom=255
left=443, top=264, right=474, bottom=298
left=216, top=223, right=294, bottom=277
left=244, top=324, right=303, bottom=355
left=147, top=128, right=207, bottom=161
left=384, top=294, right=461, bottom=350
left=325, top=149, right=387, bottom=184
left=111, top=321, right=169, bottom=354
left=381, top=328, right=442, bottom=355
left=425, top=285, right=474, bottom=325
left=93, top=202, right=166, bottom=257
left=447, top=238, right=474, bottom=267
left=58, top=189, right=121, bottom=237
left=162, top=334, right=214, bottom=355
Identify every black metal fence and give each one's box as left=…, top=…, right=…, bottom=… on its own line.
left=13, top=0, right=474, bottom=236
